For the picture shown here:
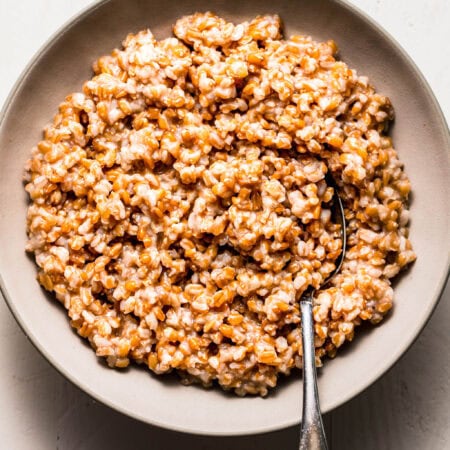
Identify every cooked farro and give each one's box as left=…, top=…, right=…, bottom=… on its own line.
left=24, top=13, right=416, bottom=396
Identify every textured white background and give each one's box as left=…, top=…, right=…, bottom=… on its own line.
left=0, top=1, right=448, bottom=449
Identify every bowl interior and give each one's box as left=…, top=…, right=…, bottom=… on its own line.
left=0, top=0, right=449, bottom=435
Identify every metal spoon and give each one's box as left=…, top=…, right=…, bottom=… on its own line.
left=299, top=177, right=347, bottom=450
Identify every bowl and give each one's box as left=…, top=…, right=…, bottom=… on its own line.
left=0, top=0, right=449, bottom=436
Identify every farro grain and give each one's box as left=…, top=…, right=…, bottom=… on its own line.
left=25, top=12, right=415, bottom=396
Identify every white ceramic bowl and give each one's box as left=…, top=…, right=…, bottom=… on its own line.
left=0, top=0, right=449, bottom=435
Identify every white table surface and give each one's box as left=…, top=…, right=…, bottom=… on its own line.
left=0, top=1, right=449, bottom=449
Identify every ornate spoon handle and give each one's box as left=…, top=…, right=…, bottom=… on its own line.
left=299, top=297, right=328, bottom=450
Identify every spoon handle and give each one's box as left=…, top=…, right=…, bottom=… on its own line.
left=299, top=297, right=328, bottom=450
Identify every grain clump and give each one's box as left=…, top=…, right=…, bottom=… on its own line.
left=25, top=13, right=415, bottom=396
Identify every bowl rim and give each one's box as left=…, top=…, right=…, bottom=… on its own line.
left=1, top=0, right=449, bottom=436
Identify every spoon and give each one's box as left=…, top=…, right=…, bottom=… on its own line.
left=299, top=177, right=347, bottom=450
